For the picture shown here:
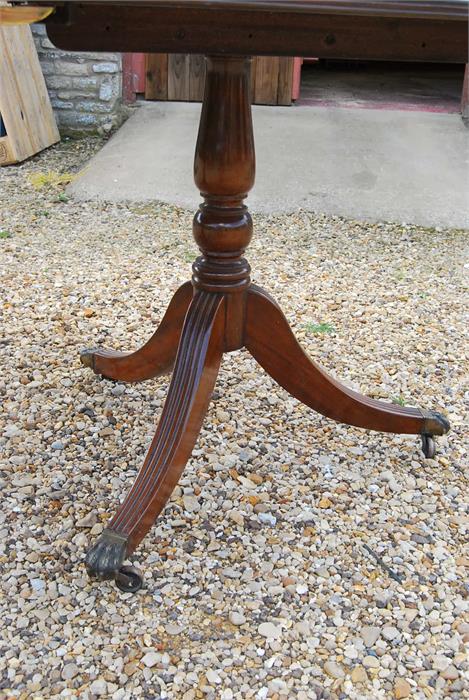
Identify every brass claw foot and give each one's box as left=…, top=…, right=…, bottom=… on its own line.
left=115, top=566, right=144, bottom=593
left=421, top=434, right=436, bottom=459
left=419, top=410, right=450, bottom=458
left=420, top=409, right=450, bottom=436
left=80, top=348, right=97, bottom=371
left=85, top=529, right=128, bottom=581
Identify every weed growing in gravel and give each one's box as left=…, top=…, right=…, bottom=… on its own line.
left=182, top=249, right=197, bottom=263
left=392, top=396, right=407, bottom=406
left=28, top=170, right=74, bottom=190
left=54, top=193, right=70, bottom=203
left=304, top=321, right=335, bottom=335
left=0, top=230, right=12, bottom=239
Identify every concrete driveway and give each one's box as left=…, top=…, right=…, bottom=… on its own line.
left=69, top=101, right=469, bottom=229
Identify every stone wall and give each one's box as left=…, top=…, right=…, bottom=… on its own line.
left=32, top=24, right=124, bottom=135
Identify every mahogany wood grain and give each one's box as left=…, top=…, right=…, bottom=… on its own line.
left=245, top=285, right=447, bottom=435
left=80, top=281, right=193, bottom=382
left=30, top=0, right=469, bottom=21
left=109, top=291, right=224, bottom=549
left=10, top=1, right=452, bottom=586
left=43, top=3, right=468, bottom=62
left=86, top=291, right=225, bottom=579
left=77, top=52, right=450, bottom=587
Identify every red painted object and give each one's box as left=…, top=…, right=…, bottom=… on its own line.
left=122, top=52, right=145, bottom=102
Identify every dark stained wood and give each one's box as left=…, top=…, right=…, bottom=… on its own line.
left=245, top=285, right=447, bottom=434
left=145, top=53, right=168, bottom=99
left=82, top=53, right=450, bottom=587
left=44, top=4, right=468, bottom=62
left=85, top=290, right=226, bottom=580
left=107, top=291, right=225, bottom=551
left=11, top=1, right=453, bottom=587
left=192, top=55, right=255, bottom=349
left=32, top=0, right=469, bottom=22
left=80, top=281, right=193, bottom=382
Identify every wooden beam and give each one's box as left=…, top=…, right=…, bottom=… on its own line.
left=45, top=5, right=468, bottom=63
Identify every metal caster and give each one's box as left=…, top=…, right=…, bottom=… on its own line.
left=421, top=434, right=436, bottom=459
left=115, top=565, right=143, bottom=593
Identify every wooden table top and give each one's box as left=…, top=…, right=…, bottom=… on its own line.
left=27, top=0, right=469, bottom=20
left=15, top=0, right=469, bottom=61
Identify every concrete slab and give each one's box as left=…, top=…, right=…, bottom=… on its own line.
left=69, top=102, right=469, bottom=228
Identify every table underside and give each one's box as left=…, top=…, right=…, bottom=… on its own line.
left=20, top=0, right=469, bottom=62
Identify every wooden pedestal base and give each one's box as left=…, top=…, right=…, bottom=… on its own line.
left=80, top=56, right=449, bottom=592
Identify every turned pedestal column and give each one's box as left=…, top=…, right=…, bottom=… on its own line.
left=82, top=55, right=449, bottom=593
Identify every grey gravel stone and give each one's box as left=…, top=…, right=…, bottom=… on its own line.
left=1, top=136, right=466, bottom=700
left=361, top=626, right=381, bottom=647
left=229, top=611, right=246, bottom=626
left=61, top=663, right=80, bottom=681
left=258, top=622, right=282, bottom=639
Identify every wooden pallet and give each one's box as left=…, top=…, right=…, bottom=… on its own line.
left=0, top=23, right=59, bottom=166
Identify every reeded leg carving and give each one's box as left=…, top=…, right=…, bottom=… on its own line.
left=245, top=285, right=450, bottom=438
left=86, top=290, right=225, bottom=585
left=80, top=281, right=193, bottom=382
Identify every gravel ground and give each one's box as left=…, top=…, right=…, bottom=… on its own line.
left=0, top=138, right=468, bottom=700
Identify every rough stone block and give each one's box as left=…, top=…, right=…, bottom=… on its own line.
left=58, top=112, right=99, bottom=128
left=32, top=24, right=46, bottom=36
left=58, top=62, right=90, bottom=76
left=41, top=37, right=56, bottom=50
left=46, top=75, right=73, bottom=90
left=57, top=91, right=90, bottom=101
left=34, top=36, right=122, bottom=133
left=50, top=99, right=74, bottom=110
left=92, top=62, right=119, bottom=74
left=40, top=61, right=55, bottom=76
left=75, top=100, right=114, bottom=114
left=71, top=77, right=99, bottom=90
left=99, top=77, right=120, bottom=102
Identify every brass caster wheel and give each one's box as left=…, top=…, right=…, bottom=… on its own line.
left=421, top=435, right=436, bottom=459
left=115, top=566, right=143, bottom=593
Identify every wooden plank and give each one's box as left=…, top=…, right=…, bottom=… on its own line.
left=147, top=53, right=293, bottom=105
left=189, top=54, right=206, bottom=101
left=0, top=6, right=54, bottom=25
left=277, top=57, right=294, bottom=105
left=253, top=56, right=280, bottom=105
left=145, top=53, right=168, bottom=99
left=46, top=5, right=468, bottom=62
left=0, top=24, right=59, bottom=165
left=168, top=53, right=190, bottom=100
left=34, top=0, right=469, bottom=23
left=0, top=135, right=15, bottom=166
